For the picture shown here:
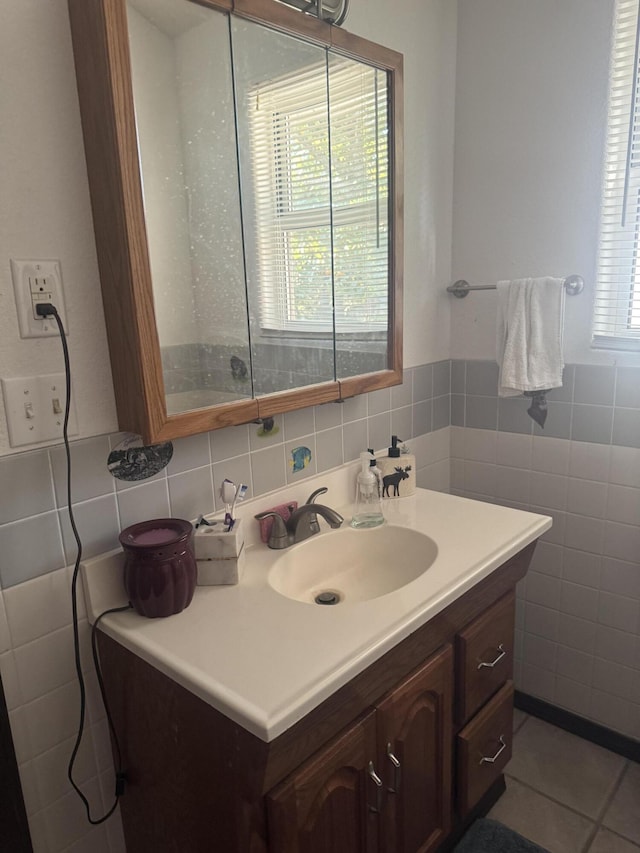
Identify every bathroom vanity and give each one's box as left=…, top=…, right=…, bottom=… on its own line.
left=84, top=486, right=550, bottom=852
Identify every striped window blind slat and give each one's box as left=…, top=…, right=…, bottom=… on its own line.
left=593, top=0, right=640, bottom=348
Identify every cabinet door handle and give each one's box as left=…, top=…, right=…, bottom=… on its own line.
left=479, top=735, right=507, bottom=765
left=477, top=643, right=506, bottom=670
left=386, top=743, right=401, bottom=794
left=367, top=761, right=384, bottom=813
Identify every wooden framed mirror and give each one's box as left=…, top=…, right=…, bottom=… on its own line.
left=68, top=0, right=403, bottom=443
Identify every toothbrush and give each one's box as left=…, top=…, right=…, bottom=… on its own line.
left=221, top=479, right=236, bottom=528
left=229, top=483, right=248, bottom=528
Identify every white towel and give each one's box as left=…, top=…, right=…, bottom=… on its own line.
left=496, top=277, right=565, bottom=397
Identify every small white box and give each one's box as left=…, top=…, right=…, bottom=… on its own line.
left=194, top=519, right=245, bottom=586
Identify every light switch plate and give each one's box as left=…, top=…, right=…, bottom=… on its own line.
left=1, top=374, right=78, bottom=447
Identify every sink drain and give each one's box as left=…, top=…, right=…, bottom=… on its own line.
left=314, top=591, right=341, bottom=605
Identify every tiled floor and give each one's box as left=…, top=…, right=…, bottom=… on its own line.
left=488, top=710, right=640, bottom=853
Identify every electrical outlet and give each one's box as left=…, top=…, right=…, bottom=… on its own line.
left=11, top=259, right=69, bottom=338
left=1, top=374, right=78, bottom=447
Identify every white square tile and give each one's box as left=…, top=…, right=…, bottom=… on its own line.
left=450, top=426, right=465, bottom=459
left=3, top=566, right=72, bottom=648
left=569, top=441, right=611, bottom=481
left=526, top=571, right=561, bottom=609
left=560, top=581, right=599, bottom=622
left=532, top=436, right=570, bottom=475
left=0, top=591, right=10, bottom=652
left=34, top=732, right=97, bottom=809
left=13, top=625, right=76, bottom=704
left=556, top=644, right=593, bottom=685
left=522, top=633, right=557, bottom=670
left=607, top=484, right=640, bottom=526
left=557, top=614, right=597, bottom=654
left=18, top=759, right=42, bottom=816
left=51, top=435, right=114, bottom=506
left=41, top=775, right=102, bottom=851
left=592, top=658, right=636, bottom=702
left=0, top=512, right=66, bottom=589
left=496, top=431, right=532, bottom=469
left=495, top=466, right=530, bottom=504
left=598, top=592, right=640, bottom=634
left=595, top=625, right=637, bottom=668
left=519, top=663, right=556, bottom=701
left=116, top=479, right=171, bottom=531
left=600, top=557, right=640, bottom=600
left=562, top=548, right=601, bottom=589
left=591, top=689, right=638, bottom=740
left=554, top=675, right=592, bottom=715
left=26, top=810, right=48, bottom=853
left=603, top=521, right=640, bottom=563
left=0, top=651, right=23, bottom=709
left=23, top=680, right=80, bottom=757
left=564, top=514, right=604, bottom=554
left=463, top=460, right=496, bottom=495
left=567, top=477, right=608, bottom=519
left=106, top=812, right=127, bottom=853
left=430, top=427, right=450, bottom=463
left=524, top=602, right=559, bottom=641
left=609, top=445, right=640, bottom=488
left=530, top=471, right=568, bottom=511
left=464, top=427, right=497, bottom=463
left=8, top=707, right=33, bottom=764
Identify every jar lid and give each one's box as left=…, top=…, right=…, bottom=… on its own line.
left=119, top=518, right=193, bottom=549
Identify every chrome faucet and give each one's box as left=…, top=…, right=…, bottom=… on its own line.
left=255, top=488, right=343, bottom=549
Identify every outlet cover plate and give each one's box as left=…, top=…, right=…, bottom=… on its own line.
left=11, top=259, right=69, bottom=338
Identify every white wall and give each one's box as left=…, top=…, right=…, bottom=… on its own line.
left=0, top=0, right=456, bottom=457
left=451, top=0, right=640, bottom=367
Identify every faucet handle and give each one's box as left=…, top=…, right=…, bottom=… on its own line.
left=254, top=511, right=289, bottom=549
left=305, top=487, right=328, bottom=505
left=304, top=487, right=327, bottom=535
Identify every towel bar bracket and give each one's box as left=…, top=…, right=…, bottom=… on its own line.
left=447, top=275, right=584, bottom=298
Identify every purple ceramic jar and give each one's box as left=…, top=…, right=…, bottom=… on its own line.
left=119, top=518, right=197, bottom=618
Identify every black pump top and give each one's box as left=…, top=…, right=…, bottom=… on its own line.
left=388, top=435, right=401, bottom=458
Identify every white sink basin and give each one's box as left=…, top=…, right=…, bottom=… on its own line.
left=267, top=524, right=438, bottom=605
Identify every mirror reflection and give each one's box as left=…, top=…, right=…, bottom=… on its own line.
left=127, top=0, right=392, bottom=416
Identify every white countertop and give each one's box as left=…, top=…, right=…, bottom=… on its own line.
left=82, top=481, right=551, bottom=742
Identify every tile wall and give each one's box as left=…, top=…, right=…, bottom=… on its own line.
left=451, top=360, right=640, bottom=743
left=0, top=360, right=451, bottom=853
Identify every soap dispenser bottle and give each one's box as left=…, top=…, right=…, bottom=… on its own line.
left=378, top=436, right=416, bottom=498
left=351, top=452, right=385, bottom=529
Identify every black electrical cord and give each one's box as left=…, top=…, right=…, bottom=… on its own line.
left=36, top=303, right=130, bottom=824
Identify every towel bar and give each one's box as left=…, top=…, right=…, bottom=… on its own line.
left=447, top=275, right=584, bottom=299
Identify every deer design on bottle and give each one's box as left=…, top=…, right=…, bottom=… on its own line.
left=382, top=465, right=412, bottom=497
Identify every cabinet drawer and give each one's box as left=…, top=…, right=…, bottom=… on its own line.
left=455, top=591, right=514, bottom=725
left=456, top=680, right=513, bottom=816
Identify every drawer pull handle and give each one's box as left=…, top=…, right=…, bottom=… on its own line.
left=477, top=644, right=506, bottom=670
left=386, top=744, right=401, bottom=794
left=367, top=761, right=384, bottom=813
left=480, top=735, right=507, bottom=765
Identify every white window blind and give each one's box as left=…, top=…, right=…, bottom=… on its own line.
left=249, top=56, right=389, bottom=333
left=593, top=0, right=640, bottom=349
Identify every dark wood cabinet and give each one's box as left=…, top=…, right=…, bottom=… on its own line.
left=376, top=646, right=452, bottom=853
left=267, top=710, right=379, bottom=853
left=97, top=542, right=536, bottom=853
left=267, top=646, right=453, bottom=853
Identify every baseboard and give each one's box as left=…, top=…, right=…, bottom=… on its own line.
left=514, top=690, right=640, bottom=762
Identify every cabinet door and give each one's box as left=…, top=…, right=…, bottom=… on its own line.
left=267, top=710, right=379, bottom=853
left=376, top=644, right=453, bottom=853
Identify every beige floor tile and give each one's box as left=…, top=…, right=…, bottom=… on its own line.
left=505, top=717, right=626, bottom=817
left=513, top=708, right=528, bottom=733
left=489, top=777, right=594, bottom=853
left=588, top=828, right=640, bottom=852
left=603, top=762, right=640, bottom=846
